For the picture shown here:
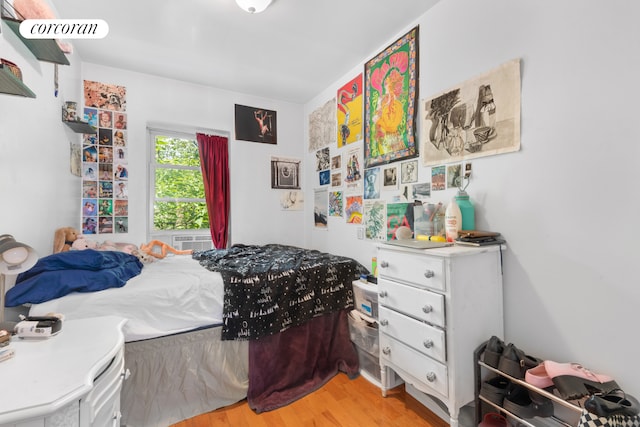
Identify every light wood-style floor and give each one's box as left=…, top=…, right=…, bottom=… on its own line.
left=170, top=373, right=449, bottom=427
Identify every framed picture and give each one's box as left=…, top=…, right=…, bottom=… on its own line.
left=235, top=104, right=277, bottom=144
left=401, top=159, right=418, bottom=183
left=364, top=26, right=419, bottom=168
left=382, top=164, right=398, bottom=190
left=271, top=157, right=300, bottom=189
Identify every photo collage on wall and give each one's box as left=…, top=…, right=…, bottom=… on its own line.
left=81, top=80, right=128, bottom=235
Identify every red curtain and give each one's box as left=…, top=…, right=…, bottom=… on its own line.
left=196, top=133, right=229, bottom=249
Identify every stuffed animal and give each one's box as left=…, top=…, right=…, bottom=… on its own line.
left=53, top=227, right=80, bottom=253
left=96, top=240, right=138, bottom=254
left=71, top=238, right=98, bottom=251
left=139, top=240, right=193, bottom=259
left=71, top=239, right=155, bottom=264
left=129, top=248, right=155, bottom=264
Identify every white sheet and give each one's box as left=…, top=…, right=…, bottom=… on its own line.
left=29, top=255, right=225, bottom=342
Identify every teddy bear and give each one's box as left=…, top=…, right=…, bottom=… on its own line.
left=53, top=227, right=80, bottom=253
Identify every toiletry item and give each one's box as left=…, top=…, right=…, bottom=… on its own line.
left=445, top=198, right=462, bottom=242
left=455, top=190, right=475, bottom=231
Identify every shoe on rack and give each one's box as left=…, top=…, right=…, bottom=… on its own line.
left=544, top=361, right=619, bottom=400
left=484, top=336, right=505, bottom=368
left=480, top=376, right=511, bottom=405
left=479, top=412, right=509, bottom=427
left=585, top=389, right=640, bottom=417
left=525, top=363, right=554, bottom=389
left=503, top=383, right=554, bottom=419
left=497, top=343, right=542, bottom=379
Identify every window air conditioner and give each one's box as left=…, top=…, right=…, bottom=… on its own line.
left=171, top=235, right=213, bottom=252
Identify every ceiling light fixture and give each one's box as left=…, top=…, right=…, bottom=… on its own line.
left=235, top=0, right=272, bottom=14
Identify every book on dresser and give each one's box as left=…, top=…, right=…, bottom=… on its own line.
left=455, top=236, right=506, bottom=246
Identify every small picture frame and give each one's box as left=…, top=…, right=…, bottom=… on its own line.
left=63, top=101, right=77, bottom=121
left=271, top=157, right=300, bottom=189
left=235, top=104, right=277, bottom=144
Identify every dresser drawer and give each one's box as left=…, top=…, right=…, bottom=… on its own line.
left=378, top=306, right=446, bottom=363
left=380, top=334, right=448, bottom=397
left=378, top=278, right=445, bottom=327
left=378, top=248, right=445, bottom=291
left=82, top=347, right=125, bottom=426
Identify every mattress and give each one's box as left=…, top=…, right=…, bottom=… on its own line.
left=28, top=255, right=225, bottom=342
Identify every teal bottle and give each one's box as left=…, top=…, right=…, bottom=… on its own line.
left=455, top=190, right=475, bottom=231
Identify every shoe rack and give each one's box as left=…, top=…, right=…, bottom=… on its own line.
left=474, top=341, right=583, bottom=427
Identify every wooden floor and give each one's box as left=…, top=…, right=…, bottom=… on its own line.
left=170, top=374, right=449, bottom=427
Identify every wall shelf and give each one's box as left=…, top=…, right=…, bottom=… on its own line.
left=1, top=0, right=70, bottom=65
left=64, top=120, right=97, bottom=134
left=0, top=63, right=35, bottom=97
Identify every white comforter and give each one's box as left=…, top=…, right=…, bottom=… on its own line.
left=29, top=255, right=225, bottom=342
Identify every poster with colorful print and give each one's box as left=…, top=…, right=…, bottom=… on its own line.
left=329, top=191, right=343, bottom=217
left=337, top=73, right=363, bottom=147
left=345, top=195, right=363, bottom=224
left=343, top=143, right=363, bottom=195
left=386, top=202, right=413, bottom=240
left=364, top=200, right=386, bottom=241
left=84, top=80, right=127, bottom=111
left=364, top=26, right=419, bottom=167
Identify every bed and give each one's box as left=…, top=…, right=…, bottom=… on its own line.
left=6, top=244, right=367, bottom=427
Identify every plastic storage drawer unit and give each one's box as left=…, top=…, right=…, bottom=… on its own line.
left=348, top=310, right=379, bottom=355
left=352, top=280, right=379, bottom=318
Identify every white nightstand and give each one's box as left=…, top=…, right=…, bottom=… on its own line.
left=0, top=316, right=128, bottom=427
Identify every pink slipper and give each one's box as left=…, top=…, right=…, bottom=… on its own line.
left=525, top=363, right=554, bottom=389
left=544, top=361, right=619, bottom=399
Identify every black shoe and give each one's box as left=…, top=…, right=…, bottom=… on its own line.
left=484, top=335, right=505, bottom=368
left=585, top=389, right=640, bottom=417
left=498, top=343, right=542, bottom=379
left=480, top=376, right=510, bottom=405
left=503, top=383, right=554, bottom=419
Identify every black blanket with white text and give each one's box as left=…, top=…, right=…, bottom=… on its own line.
left=193, top=244, right=368, bottom=340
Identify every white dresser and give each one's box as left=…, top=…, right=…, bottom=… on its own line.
left=0, top=316, right=128, bottom=427
left=377, top=243, right=504, bottom=427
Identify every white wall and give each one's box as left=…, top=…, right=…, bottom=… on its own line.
left=79, top=63, right=305, bottom=248
left=306, top=0, right=640, bottom=396
left=0, top=29, right=83, bottom=254
left=1, top=37, right=305, bottom=256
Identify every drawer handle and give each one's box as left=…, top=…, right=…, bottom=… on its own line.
left=426, top=372, right=436, bottom=382
left=380, top=319, right=388, bottom=326
left=379, top=290, right=388, bottom=298
left=380, top=261, right=389, bottom=268
left=422, top=305, right=433, bottom=314
left=382, top=347, right=391, bottom=355
left=424, top=269, right=435, bottom=279
left=423, top=339, right=434, bottom=349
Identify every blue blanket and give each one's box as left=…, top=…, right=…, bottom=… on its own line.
left=5, top=249, right=143, bottom=307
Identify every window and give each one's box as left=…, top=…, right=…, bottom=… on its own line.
left=148, top=129, right=209, bottom=233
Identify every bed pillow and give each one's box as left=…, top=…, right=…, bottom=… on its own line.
left=5, top=249, right=143, bottom=306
